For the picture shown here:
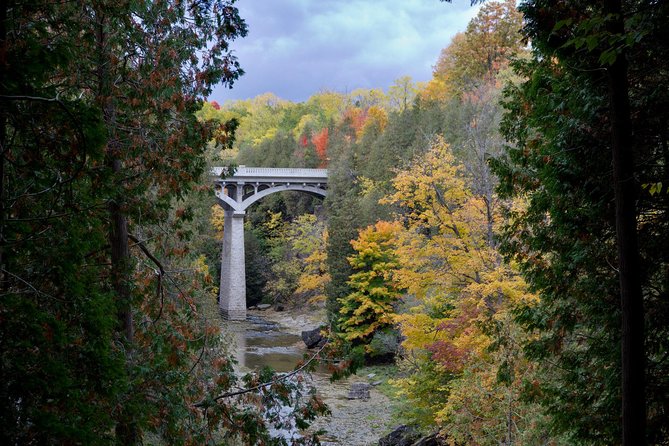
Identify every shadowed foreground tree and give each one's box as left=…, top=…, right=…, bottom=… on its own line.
left=493, top=0, right=669, bottom=444
left=0, top=1, right=327, bottom=444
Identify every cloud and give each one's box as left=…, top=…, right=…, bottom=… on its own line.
left=211, top=0, right=481, bottom=103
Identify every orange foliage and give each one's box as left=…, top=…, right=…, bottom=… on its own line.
left=343, top=107, right=367, bottom=140
left=311, top=127, right=329, bottom=167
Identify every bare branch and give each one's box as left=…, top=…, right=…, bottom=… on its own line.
left=128, top=233, right=165, bottom=324
left=195, top=336, right=330, bottom=407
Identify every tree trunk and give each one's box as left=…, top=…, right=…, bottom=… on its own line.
left=0, top=1, right=7, bottom=290
left=604, top=0, right=646, bottom=443
left=108, top=158, right=133, bottom=343
left=96, top=11, right=137, bottom=444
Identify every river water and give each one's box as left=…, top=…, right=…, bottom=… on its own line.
left=224, top=314, right=308, bottom=372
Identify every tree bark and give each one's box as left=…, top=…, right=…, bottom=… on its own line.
left=108, top=158, right=133, bottom=342
left=0, top=1, right=7, bottom=290
left=604, top=0, right=646, bottom=443
left=96, top=10, right=137, bottom=444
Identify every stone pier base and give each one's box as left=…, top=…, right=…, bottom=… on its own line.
left=219, top=210, right=247, bottom=320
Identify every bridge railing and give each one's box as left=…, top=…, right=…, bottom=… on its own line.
left=212, top=166, right=328, bottom=179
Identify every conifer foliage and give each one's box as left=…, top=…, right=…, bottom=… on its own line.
left=494, top=0, right=669, bottom=443
left=338, top=221, right=403, bottom=354
left=1, top=1, right=325, bottom=444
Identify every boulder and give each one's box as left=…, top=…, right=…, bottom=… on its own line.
left=256, top=303, right=271, bottom=310
left=378, top=425, right=420, bottom=446
left=301, top=326, right=326, bottom=349
left=347, top=382, right=371, bottom=400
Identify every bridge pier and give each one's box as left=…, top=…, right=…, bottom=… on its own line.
left=219, top=209, right=247, bottom=320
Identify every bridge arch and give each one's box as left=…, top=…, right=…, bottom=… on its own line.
left=213, top=166, right=328, bottom=320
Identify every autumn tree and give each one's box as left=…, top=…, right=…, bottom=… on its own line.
left=312, top=127, right=329, bottom=167
left=338, top=221, right=404, bottom=356
left=388, top=76, right=420, bottom=112
left=384, top=137, right=544, bottom=442
left=434, top=0, right=523, bottom=95
left=289, top=214, right=330, bottom=305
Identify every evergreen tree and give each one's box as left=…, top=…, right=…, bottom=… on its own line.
left=493, top=0, right=669, bottom=443
left=1, top=2, right=327, bottom=444
left=338, top=221, right=403, bottom=353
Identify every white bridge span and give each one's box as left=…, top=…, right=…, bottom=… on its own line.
left=213, top=166, right=328, bottom=320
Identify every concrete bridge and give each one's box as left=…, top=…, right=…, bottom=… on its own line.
left=213, top=166, right=328, bottom=320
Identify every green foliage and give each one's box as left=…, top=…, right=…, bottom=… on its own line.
left=392, top=357, right=455, bottom=429
left=245, top=227, right=270, bottom=306
left=1, top=0, right=329, bottom=444
left=493, top=0, right=669, bottom=443
left=495, top=53, right=624, bottom=444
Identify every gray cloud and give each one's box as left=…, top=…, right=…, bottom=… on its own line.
left=210, top=0, right=481, bottom=103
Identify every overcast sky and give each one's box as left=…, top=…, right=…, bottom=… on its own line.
left=209, top=0, right=482, bottom=103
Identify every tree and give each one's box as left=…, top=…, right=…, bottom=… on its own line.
left=338, top=221, right=403, bottom=353
left=288, top=214, right=330, bottom=305
left=384, top=137, right=543, bottom=442
left=1, top=1, right=327, bottom=444
left=388, top=76, right=420, bottom=112
left=1, top=0, right=250, bottom=441
left=433, top=0, right=523, bottom=95
left=312, top=127, right=329, bottom=167
left=494, top=0, right=669, bottom=443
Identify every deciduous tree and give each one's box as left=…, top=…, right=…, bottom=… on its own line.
left=338, top=221, right=404, bottom=352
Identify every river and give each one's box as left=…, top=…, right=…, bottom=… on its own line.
left=219, top=308, right=397, bottom=445
left=226, top=314, right=309, bottom=372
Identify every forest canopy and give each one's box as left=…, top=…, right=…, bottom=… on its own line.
left=2, top=0, right=668, bottom=444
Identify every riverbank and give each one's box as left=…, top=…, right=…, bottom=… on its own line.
left=248, top=308, right=399, bottom=445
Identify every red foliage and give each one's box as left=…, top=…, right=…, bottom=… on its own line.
left=311, top=128, right=329, bottom=167
left=427, top=305, right=480, bottom=373
left=343, top=107, right=367, bottom=138
left=299, top=134, right=308, bottom=147
left=210, top=100, right=221, bottom=110
left=427, top=340, right=468, bottom=373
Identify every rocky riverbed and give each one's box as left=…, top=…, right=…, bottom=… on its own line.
left=243, top=308, right=398, bottom=446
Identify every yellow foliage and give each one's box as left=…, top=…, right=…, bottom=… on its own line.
left=359, top=105, right=389, bottom=139
left=338, top=221, right=404, bottom=349
left=285, top=215, right=329, bottom=305
left=210, top=205, right=226, bottom=233
left=191, top=255, right=216, bottom=297
left=263, top=211, right=285, bottom=233
left=383, top=136, right=540, bottom=435
left=292, top=113, right=317, bottom=140
left=420, top=76, right=452, bottom=102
